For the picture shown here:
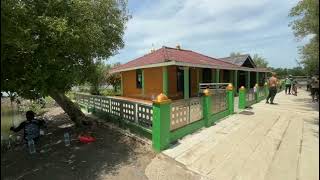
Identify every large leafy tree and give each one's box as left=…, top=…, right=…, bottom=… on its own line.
left=230, top=52, right=269, bottom=68
left=289, top=0, right=319, bottom=75
left=229, top=52, right=242, bottom=57
left=252, top=54, right=268, bottom=68
left=89, top=62, right=111, bottom=95
left=1, top=0, right=129, bottom=126
left=270, top=67, right=306, bottom=78
left=106, top=63, right=121, bottom=92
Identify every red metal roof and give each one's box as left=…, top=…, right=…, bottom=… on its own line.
left=111, top=46, right=270, bottom=73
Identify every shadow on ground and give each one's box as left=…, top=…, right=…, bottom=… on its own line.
left=1, top=111, right=155, bottom=180
left=294, top=97, right=319, bottom=112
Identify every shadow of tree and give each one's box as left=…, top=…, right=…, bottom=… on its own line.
left=1, top=112, right=154, bottom=180
left=292, top=97, right=319, bottom=112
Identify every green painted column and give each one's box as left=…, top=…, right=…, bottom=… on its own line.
left=184, top=67, right=189, bottom=99
left=246, top=71, right=250, bottom=89
left=234, top=70, right=238, bottom=95
left=162, top=67, right=168, bottom=95
left=152, top=99, right=172, bottom=152
left=238, top=86, right=246, bottom=109
left=142, top=69, right=145, bottom=96
left=215, top=69, right=220, bottom=83
left=227, top=85, right=234, bottom=114
left=202, top=92, right=212, bottom=127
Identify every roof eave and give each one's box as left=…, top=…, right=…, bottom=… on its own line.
left=110, top=61, right=271, bottom=73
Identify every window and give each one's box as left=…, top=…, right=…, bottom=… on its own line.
left=136, top=69, right=142, bottom=88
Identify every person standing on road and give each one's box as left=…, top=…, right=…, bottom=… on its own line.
left=266, top=72, right=278, bottom=104
left=285, top=76, right=292, bottom=94
left=307, top=77, right=312, bottom=91
left=310, top=76, right=319, bottom=102
left=292, top=79, right=298, bottom=96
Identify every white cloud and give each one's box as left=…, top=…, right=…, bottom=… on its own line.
left=107, top=0, right=303, bottom=68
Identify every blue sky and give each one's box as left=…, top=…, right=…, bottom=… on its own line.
left=107, top=0, right=306, bottom=68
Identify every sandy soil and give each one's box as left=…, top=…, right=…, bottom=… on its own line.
left=1, top=107, right=156, bottom=180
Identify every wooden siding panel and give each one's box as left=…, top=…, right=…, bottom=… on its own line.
left=191, top=68, right=198, bottom=97
left=122, top=70, right=142, bottom=97
left=144, top=67, right=163, bottom=99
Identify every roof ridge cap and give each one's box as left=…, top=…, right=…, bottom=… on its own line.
left=164, top=46, right=192, bottom=52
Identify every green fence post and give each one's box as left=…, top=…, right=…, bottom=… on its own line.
left=152, top=93, right=172, bottom=152
left=226, top=84, right=234, bottom=114
left=238, top=86, right=246, bottom=109
left=202, top=89, right=212, bottom=127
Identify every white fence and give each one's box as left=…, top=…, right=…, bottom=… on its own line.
left=75, top=94, right=153, bottom=129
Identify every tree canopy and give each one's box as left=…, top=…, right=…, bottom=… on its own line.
left=89, top=62, right=121, bottom=95
left=252, top=54, right=268, bottom=68
left=229, top=52, right=269, bottom=68
left=1, top=0, right=129, bottom=125
left=289, top=0, right=319, bottom=75
left=89, top=62, right=111, bottom=95
left=105, top=65, right=121, bottom=92
left=270, top=67, right=306, bottom=79
left=229, top=52, right=242, bottom=57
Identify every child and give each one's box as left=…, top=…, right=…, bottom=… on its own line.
left=10, top=110, right=46, bottom=142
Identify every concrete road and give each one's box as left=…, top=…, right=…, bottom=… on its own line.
left=146, top=90, right=319, bottom=180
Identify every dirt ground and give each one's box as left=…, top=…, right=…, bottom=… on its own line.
left=1, top=107, right=156, bottom=180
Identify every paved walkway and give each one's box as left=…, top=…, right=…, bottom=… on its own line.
left=146, top=89, right=319, bottom=180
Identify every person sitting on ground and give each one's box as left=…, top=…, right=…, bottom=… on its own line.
left=10, top=110, right=46, bottom=142
left=310, top=76, right=319, bottom=102
left=266, top=72, right=278, bottom=104
left=284, top=76, right=292, bottom=94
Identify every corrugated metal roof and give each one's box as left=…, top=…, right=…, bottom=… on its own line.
left=219, top=54, right=256, bottom=67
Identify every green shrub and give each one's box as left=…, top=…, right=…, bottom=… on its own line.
left=100, top=89, right=121, bottom=96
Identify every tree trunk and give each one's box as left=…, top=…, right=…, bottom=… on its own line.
left=49, top=89, right=88, bottom=127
